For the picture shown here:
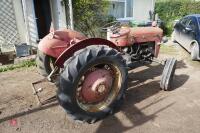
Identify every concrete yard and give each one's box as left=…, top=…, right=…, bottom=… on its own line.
left=0, top=43, right=200, bottom=133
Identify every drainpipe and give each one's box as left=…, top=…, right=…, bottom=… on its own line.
left=69, top=0, right=74, bottom=30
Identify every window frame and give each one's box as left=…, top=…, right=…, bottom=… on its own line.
left=109, top=0, right=134, bottom=19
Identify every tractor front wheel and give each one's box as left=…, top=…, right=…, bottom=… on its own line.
left=58, top=45, right=127, bottom=123
left=160, top=58, right=177, bottom=91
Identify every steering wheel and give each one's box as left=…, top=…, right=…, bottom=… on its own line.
left=101, top=21, right=121, bottom=33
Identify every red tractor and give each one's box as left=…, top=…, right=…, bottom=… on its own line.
left=36, top=22, right=176, bottom=123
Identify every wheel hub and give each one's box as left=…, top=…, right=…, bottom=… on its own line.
left=97, top=84, right=106, bottom=93
left=80, top=69, right=113, bottom=104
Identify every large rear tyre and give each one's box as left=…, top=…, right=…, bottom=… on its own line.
left=36, top=50, right=56, bottom=77
left=160, top=58, right=177, bottom=91
left=58, top=45, right=128, bottom=123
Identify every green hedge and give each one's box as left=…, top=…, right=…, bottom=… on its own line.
left=155, top=0, right=200, bottom=36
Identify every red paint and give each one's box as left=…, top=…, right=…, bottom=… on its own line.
left=55, top=38, right=119, bottom=67
left=80, top=69, right=113, bottom=103
left=38, top=29, right=87, bottom=58
left=39, top=27, right=163, bottom=67
left=110, top=27, right=163, bottom=46
left=9, top=119, right=17, bottom=126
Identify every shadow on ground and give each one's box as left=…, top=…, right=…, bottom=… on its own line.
left=0, top=60, right=189, bottom=130
left=95, top=60, right=189, bottom=133
left=0, top=102, right=58, bottom=123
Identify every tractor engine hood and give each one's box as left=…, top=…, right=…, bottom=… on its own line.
left=109, top=27, right=163, bottom=46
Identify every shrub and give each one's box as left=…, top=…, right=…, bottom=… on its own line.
left=155, top=0, right=200, bottom=36
left=64, top=0, right=115, bottom=37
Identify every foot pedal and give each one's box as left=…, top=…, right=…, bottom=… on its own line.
left=31, top=78, right=57, bottom=106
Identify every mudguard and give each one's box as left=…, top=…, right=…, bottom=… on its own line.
left=55, top=38, right=120, bottom=68
left=38, top=29, right=87, bottom=58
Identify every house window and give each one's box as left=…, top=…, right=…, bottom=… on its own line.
left=108, top=0, right=133, bottom=19
left=126, top=0, right=133, bottom=17
left=109, top=1, right=125, bottom=18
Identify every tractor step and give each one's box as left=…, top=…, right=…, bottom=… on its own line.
left=31, top=78, right=57, bottom=106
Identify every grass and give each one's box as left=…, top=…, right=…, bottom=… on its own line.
left=160, top=44, right=177, bottom=55
left=0, top=60, right=36, bottom=73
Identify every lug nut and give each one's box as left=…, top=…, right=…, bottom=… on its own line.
left=97, top=84, right=106, bottom=94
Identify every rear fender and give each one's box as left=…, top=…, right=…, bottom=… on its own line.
left=38, top=29, right=87, bottom=58
left=38, top=35, right=69, bottom=58
left=55, top=38, right=119, bottom=68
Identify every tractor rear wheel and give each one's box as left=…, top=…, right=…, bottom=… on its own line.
left=36, top=50, right=56, bottom=77
left=58, top=45, right=127, bottom=123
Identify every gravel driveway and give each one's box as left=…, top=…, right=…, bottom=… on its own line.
left=0, top=43, right=200, bottom=133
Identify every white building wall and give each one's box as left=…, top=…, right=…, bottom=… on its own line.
left=108, top=0, right=155, bottom=21
left=133, top=0, right=155, bottom=21
left=58, top=0, right=67, bottom=29
left=13, top=0, right=26, bottom=43
left=22, top=0, right=39, bottom=47
left=50, top=0, right=67, bottom=30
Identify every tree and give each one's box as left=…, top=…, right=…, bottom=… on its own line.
left=155, top=0, right=200, bottom=35
left=64, top=0, right=114, bottom=37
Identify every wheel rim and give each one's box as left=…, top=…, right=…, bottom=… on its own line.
left=76, top=63, right=122, bottom=113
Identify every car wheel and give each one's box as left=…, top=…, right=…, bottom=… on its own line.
left=191, top=43, right=199, bottom=61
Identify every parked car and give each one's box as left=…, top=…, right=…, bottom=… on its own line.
left=172, top=14, right=200, bottom=60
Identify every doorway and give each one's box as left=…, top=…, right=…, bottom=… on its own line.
left=33, top=0, right=52, bottom=39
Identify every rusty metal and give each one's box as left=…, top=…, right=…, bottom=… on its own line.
left=80, top=69, right=113, bottom=103
left=32, top=67, right=59, bottom=106
left=47, top=66, right=59, bottom=81
left=31, top=78, right=57, bottom=106
left=55, top=38, right=120, bottom=67
left=38, top=26, right=163, bottom=68
left=76, top=63, right=122, bottom=113
left=109, top=27, right=163, bottom=47
left=38, top=29, right=87, bottom=58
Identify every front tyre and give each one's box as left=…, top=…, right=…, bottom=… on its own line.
left=58, top=45, right=127, bottom=123
left=160, top=58, right=177, bottom=91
